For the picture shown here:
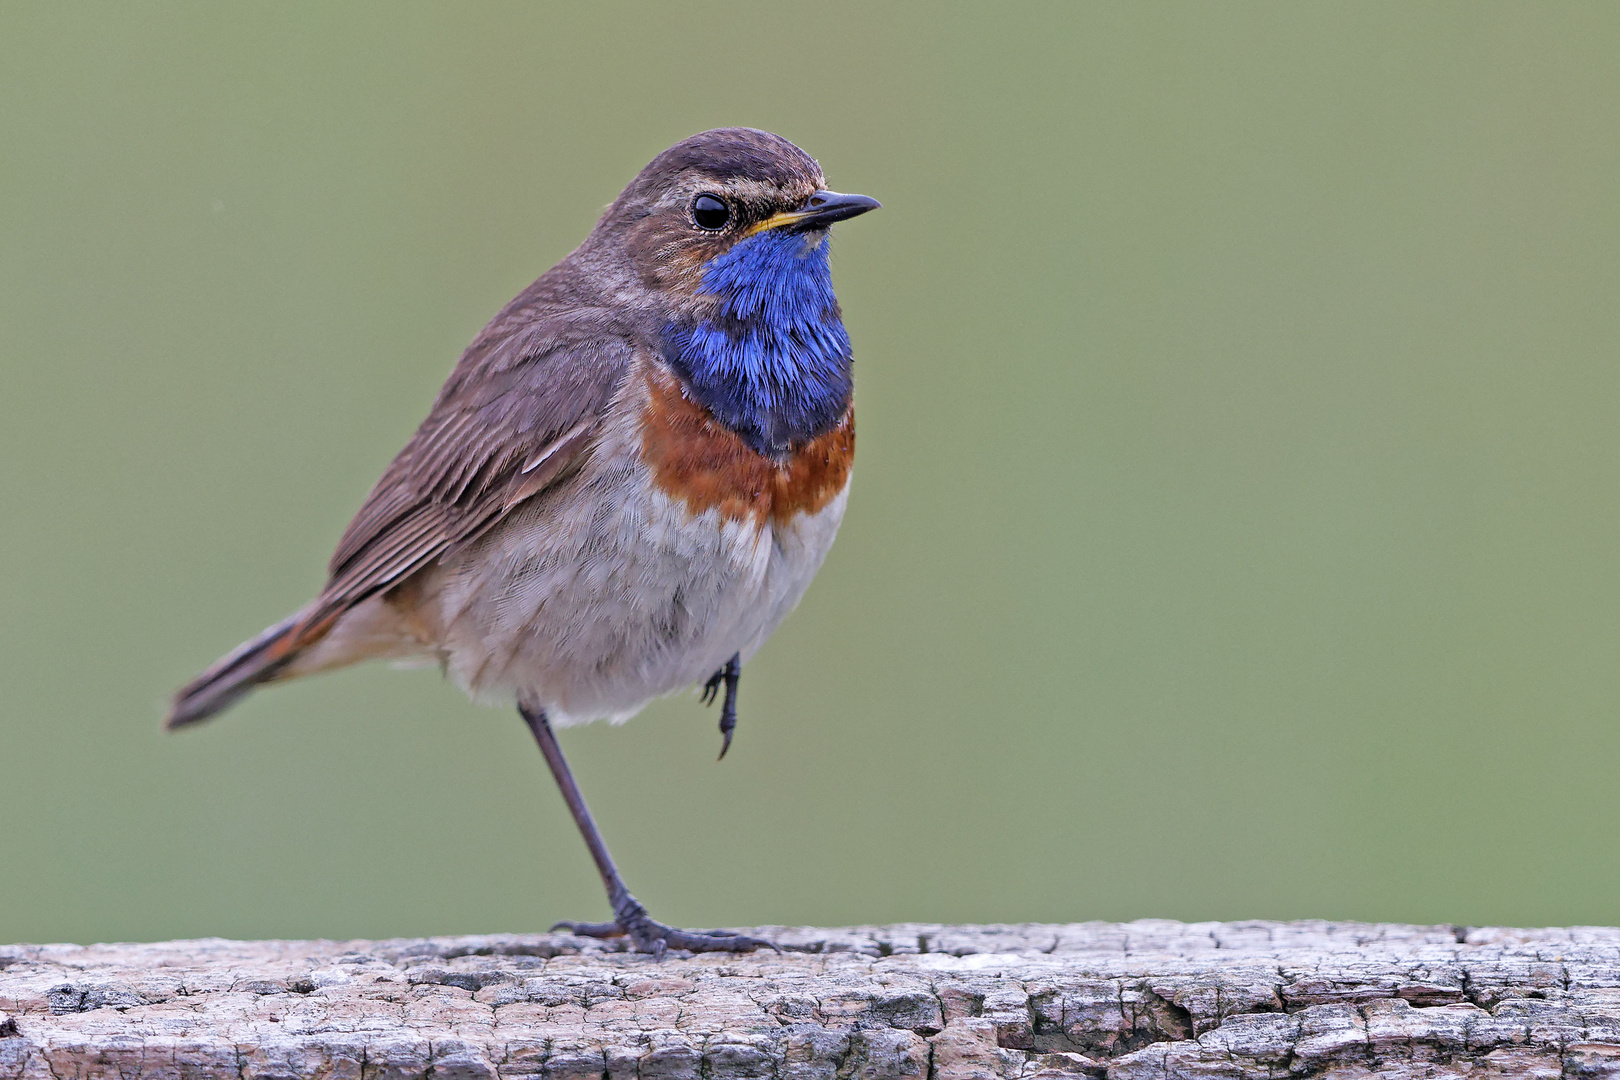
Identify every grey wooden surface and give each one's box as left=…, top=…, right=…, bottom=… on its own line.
left=3, top=921, right=1619, bottom=1079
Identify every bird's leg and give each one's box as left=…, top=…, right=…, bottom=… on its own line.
left=519, top=704, right=774, bottom=956
left=702, top=654, right=741, bottom=760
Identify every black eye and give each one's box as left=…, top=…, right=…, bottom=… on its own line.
left=692, top=193, right=730, bottom=231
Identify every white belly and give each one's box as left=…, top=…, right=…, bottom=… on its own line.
left=419, top=457, right=849, bottom=726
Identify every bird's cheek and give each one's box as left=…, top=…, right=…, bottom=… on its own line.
left=624, top=221, right=707, bottom=290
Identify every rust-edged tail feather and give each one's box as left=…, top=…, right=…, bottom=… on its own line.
left=166, top=605, right=330, bottom=729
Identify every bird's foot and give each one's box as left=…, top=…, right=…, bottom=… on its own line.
left=552, top=899, right=775, bottom=956
left=702, top=654, right=741, bottom=760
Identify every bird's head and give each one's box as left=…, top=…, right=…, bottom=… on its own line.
left=590, top=127, right=879, bottom=312
left=583, top=129, right=878, bottom=457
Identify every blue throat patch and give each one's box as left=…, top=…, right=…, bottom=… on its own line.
left=662, top=229, right=853, bottom=458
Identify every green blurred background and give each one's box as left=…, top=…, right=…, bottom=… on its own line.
left=3, top=3, right=1619, bottom=945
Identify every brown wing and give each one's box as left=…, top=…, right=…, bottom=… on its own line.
left=165, top=302, right=635, bottom=729
left=314, top=307, right=634, bottom=624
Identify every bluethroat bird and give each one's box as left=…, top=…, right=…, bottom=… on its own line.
left=167, top=128, right=879, bottom=954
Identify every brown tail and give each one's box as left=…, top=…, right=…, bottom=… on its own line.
left=166, top=604, right=327, bottom=729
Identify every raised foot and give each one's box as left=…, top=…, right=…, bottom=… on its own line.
left=702, top=654, right=740, bottom=760
left=552, top=915, right=777, bottom=956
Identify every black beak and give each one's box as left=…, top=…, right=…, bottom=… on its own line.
left=787, top=190, right=881, bottom=231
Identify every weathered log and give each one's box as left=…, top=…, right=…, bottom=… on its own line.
left=3, top=921, right=1618, bottom=1079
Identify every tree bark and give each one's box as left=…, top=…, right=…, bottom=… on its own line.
left=3, top=921, right=1618, bottom=1079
